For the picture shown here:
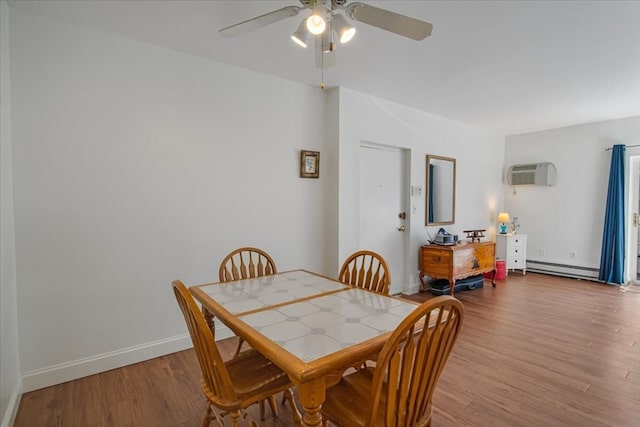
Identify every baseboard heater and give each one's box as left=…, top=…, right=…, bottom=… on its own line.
left=526, top=259, right=600, bottom=281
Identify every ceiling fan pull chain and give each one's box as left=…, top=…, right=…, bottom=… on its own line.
left=320, top=31, right=325, bottom=89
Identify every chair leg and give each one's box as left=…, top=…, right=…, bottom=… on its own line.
left=201, top=404, right=213, bottom=427
left=230, top=411, right=240, bottom=427
left=259, top=400, right=266, bottom=420
left=267, top=395, right=278, bottom=418
left=241, top=409, right=259, bottom=427
left=283, top=388, right=302, bottom=425
left=233, top=338, right=245, bottom=358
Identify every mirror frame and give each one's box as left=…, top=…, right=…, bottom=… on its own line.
left=425, top=155, right=456, bottom=226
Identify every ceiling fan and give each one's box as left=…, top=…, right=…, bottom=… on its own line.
left=219, top=0, right=433, bottom=70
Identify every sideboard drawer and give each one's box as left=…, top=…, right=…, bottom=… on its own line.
left=421, top=247, right=452, bottom=278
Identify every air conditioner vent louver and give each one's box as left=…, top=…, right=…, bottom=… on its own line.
left=507, top=162, right=558, bottom=186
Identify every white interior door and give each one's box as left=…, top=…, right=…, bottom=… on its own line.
left=359, top=144, right=406, bottom=294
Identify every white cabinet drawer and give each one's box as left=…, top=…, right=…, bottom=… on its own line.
left=507, top=256, right=525, bottom=269
left=509, top=236, right=526, bottom=248
left=506, top=246, right=524, bottom=257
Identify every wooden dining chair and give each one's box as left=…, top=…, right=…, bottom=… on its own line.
left=216, top=247, right=278, bottom=358
left=172, top=280, right=300, bottom=427
left=219, top=247, right=277, bottom=282
left=321, top=295, right=464, bottom=427
left=338, top=250, right=391, bottom=295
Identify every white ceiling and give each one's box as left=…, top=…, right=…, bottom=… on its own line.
left=8, top=0, right=640, bottom=136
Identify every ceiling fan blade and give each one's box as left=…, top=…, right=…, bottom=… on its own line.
left=346, top=2, right=433, bottom=41
left=219, top=6, right=301, bottom=37
left=315, top=35, right=336, bottom=69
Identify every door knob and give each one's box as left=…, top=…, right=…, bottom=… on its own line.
left=397, top=225, right=405, bottom=232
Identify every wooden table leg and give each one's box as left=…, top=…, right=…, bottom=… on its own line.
left=297, top=378, right=326, bottom=427
left=202, top=307, right=215, bottom=339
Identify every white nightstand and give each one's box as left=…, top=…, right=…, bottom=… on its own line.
left=496, top=234, right=527, bottom=275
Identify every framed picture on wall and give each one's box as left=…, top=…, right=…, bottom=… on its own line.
left=300, top=150, right=320, bottom=178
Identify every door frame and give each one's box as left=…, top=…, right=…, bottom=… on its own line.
left=626, top=155, right=640, bottom=284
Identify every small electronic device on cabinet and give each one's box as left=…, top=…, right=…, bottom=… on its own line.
left=432, top=227, right=458, bottom=245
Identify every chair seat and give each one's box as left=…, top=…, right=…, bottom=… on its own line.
left=199, top=348, right=293, bottom=412
left=323, top=367, right=433, bottom=427
left=323, top=368, right=380, bottom=427
left=226, top=349, right=291, bottom=397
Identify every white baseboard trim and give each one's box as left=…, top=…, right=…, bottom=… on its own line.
left=1, top=378, right=22, bottom=427
left=21, top=325, right=236, bottom=393
left=22, top=334, right=193, bottom=393
left=403, top=282, right=422, bottom=295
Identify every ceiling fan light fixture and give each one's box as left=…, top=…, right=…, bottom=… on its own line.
left=219, top=0, right=435, bottom=70
left=306, top=9, right=327, bottom=35
left=291, top=19, right=311, bottom=48
left=332, top=14, right=356, bottom=44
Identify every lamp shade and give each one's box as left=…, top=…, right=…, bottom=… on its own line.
left=332, top=14, right=356, bottom=43
left=497, top=212, right=510, bottom=223
left=291, top=20, right=311, bottom=48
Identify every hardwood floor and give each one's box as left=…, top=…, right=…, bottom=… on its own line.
left=14, top=273, right=640, bottom=426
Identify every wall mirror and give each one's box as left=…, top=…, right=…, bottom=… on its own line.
left=426, top=155, right=456, bottom=226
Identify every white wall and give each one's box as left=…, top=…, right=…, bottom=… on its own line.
left=337, top=88, right=505, bottom=293
left=5, top=3, right=513, bottom=398
left=504, top=116, right=640, bottom=275
left=9, top=8, right=333, bottom=391
left=0, top=1, right=22, bottom=426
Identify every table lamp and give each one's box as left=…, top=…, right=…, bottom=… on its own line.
left=497, top=212, right=510, bottom=234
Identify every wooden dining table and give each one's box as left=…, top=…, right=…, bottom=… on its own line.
left=189, top=269, right=421, bottom=427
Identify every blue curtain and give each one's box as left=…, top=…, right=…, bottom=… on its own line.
left=599, top=144, right=626, bottom=284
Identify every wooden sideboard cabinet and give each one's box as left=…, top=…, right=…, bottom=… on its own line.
left=496, top=233, right=527, bottom=275
left=419, top=241, right=496, bottom=296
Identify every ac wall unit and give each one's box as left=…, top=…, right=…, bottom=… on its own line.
left=507, top=162, right=558, bottom=186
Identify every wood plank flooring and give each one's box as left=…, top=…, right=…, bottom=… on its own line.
left=14, top=273, right=640, bottom=426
